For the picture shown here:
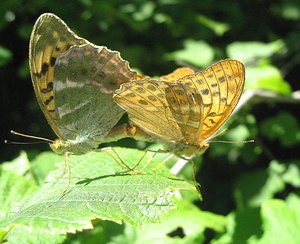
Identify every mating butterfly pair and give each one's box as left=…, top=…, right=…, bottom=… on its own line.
left=30, top=13, right=245, bottom=158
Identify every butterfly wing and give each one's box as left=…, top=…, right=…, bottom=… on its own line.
left=30, top=13, right=140, bottom=142
left=29, top=13, right=88, bottom=138
left=160, top=67, right=196, bottom=81
left=53, top=44, right=139, bottom=141
left=114, top=78, right=204, bottom=144
left=179, top=59, right=245, bottom=142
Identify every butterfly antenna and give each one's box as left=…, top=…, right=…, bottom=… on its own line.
left=8, top=130, right=53, bottom=143
left=4, top=140, right=49, bottom=145
left=209, top=139, right=254, bottom=144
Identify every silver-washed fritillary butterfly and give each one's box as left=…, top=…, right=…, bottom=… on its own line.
left=113, top=60, right=245, bottom=156
left=29, top=13, right=141, bottom=155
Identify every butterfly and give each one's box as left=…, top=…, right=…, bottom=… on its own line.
left=113, top=60, right=245, bottom=156
left=29, top=13, right=141, bottom=156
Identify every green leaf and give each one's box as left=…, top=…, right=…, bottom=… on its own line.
left=234, top=160, right=300, bottom=208
left=6, top=227, right=66, bottom=244
left=0, top=153, right=38, bottom=243
left=252, top=199, right=300, bottom=244
left=2, top=151, right=30, bottom=175
left=105, top=199, right=226, bottom=244
left=227, top=40, right=285, bottom=63
left=260, top=112, right=300, bottom=146
left=0, top=148, right=198, bottom=235
left=197, top=15, right=230, bottom=36
left=0, top=153, right=37, bottom=216
left=214, top=208, right=262, bottom=244
left=165, top=39, right=214, bottom=67
left=245, top=64, right=291, bottom=94
left=31, top=152, right=64, bottom=185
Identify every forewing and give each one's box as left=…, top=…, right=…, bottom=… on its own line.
left=53, top=44, right=140, bottom=141
left=180, top=59, right=245, bottom=141
left=29, top=13, right=88, bottom=138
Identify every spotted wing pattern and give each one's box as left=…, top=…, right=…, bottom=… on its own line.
left=114, top=78, right=204, bottom=144
left=29, top=13, right=88, bottom=137
left=114, top=60, right=245, bottom=146
left=177, top=60, right=245, bottom=141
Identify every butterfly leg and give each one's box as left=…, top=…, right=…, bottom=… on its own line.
left=61, top=152, right=71, bottom=195
left=103, top=147, right=135, bottom=172
left=190, top=158, right=201, bottom=196
left=151, top=153, right=174, bottom=172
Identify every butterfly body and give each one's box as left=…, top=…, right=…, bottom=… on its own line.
left=30, top=13, right=139, bottom=154
left=166, top=141, right=209, bottom=157
left=114, top=60, right=245, bottom=156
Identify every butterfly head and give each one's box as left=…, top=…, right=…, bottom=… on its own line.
left=50, top=139, right=68, bottom=154
left=50, top=138, right=97, bottom=155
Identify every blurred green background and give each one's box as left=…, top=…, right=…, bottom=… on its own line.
left=1, top=0, right=300, bottom=243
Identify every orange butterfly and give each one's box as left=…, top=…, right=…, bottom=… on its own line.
left=113, top=60, right=245, bottom=156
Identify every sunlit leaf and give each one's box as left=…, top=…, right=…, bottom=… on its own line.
left=165, top=39, right=214, bottom=67
left=0, top=148, right=198, bottom=236
left=227, top=40, right=286, bottom=63
left=245, top=64, right=291, bottom=94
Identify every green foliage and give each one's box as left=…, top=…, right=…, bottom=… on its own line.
left=1, top=0, right=300, bottom=243
left=0, top=148, right=198, bottom=242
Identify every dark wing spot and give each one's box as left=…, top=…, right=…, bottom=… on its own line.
left=41, top=63, right=49, bottom=75
left=201, top=88, right=209, bottom=95
left=209, top=119, right=215, bottom=124
left=218, top=76, right=225, bottom=83
left=207, top=74, right=213, bottom=78
left=203, top=122, right=212, bottom=128
left=208, top=112, right=216, bottom=116
left=196, top=79, right=203, bottom=84
left=211, top=83, right=218, bottom=87
left=41, top=81, right=53, bottom=93
left=55, top=46, right=61, bottom=51
left=147, top=84, right=157, bottom=91
left=148, top=95, right=157, bottom=101
left=157, top=93, right=165, bottom=99
left=125, top=93, right=136, bottom=98
left=44, top=95, right=54, bottom=106
left=139, top=99, right=148, bottom=105
left=221, top=97, right=227, bottom=103
left=50, top=57, right=56, bottom=67
left=174, top=89, right=184, bottom=95
left=136, top=87, right=146, bottom=93
left=48, top=109, right=55, bottom=112
left=167, top=96, right=177, bottom=104
left=203, top=103, right=211, bottom=107
left=34, top=72, right=42, bottom=78
left=165, top=87, right=172, bottom=93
